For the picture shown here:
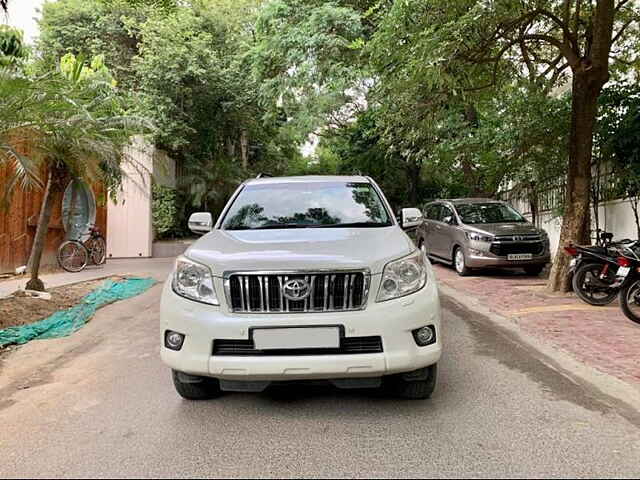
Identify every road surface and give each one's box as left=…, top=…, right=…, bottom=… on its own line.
left=1, top=261, right=639, bottom=478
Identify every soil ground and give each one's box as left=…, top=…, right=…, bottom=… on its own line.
left=0, top=276, right=124, bottom=330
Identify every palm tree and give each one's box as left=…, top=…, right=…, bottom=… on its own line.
left=0, top=59, right=148, bottom=290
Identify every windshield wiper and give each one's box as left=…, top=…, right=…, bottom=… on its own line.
left=316, top=222, right=392, bottom=228
left=230, top=223, right=323, bottom=230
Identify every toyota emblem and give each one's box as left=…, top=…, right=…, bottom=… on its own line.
left=282, top=279, right=311, bottom=301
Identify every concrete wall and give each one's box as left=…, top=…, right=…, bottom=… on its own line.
left=521, top=198, right=638, bottom=257
left=107, top=138, right=154, bottom=259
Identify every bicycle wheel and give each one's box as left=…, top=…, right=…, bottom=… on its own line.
left=57, top=240, right=89, bottom=272
left=87, top=235, right=106, bottom=265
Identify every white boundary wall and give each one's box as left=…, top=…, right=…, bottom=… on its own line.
left=106, top=137, right=176, bottom=259
left=522, top=198, right=638, bottom=257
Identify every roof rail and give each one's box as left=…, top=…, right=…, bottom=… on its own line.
left=255, top=172, right=273, bottom=179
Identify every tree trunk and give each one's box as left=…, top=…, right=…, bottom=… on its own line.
left=240, top=129, right=249, bottom=170
left=406, top=162, right=422, bottom=206
left=546, top=75, right=600, bottom=293
left=26, top=165, right=68, bottom=291
left=26, top=176, right=54, bottom=291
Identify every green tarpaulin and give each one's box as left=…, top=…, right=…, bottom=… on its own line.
left=0, top=277, right=156, bottom=348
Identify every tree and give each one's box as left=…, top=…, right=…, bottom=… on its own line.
left=0, top=56, right=147, bottom=290
left=367, top=0, right=639, bottom=292
left=597, top=83, right=640, bottom=238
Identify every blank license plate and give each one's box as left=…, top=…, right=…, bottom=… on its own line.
left=253, top=327, right=340, bottom=350
left=508, top=254, right=533, bottom=261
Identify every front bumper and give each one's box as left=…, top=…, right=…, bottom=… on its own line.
left=464, top=242, right=550, bottom=269
left=160, top=274, right=442, bottom=381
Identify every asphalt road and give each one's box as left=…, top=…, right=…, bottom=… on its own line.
left=1, top=267, right=640, bottom=478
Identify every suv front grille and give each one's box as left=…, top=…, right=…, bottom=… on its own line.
left=224, top=271, right=369, bottom=313
left=212, top=336, right=383, bottom=356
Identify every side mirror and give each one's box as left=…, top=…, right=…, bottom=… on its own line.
left=188, top=212, right=213, bottom=235
left=401, top=207, right=423, bottom=230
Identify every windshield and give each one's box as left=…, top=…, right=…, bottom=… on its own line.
left=222, top=181, right=392, bottom=230
left=455, top=203, right=526, bottom=224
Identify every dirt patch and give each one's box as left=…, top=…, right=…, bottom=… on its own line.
left=0, top=276, right=125, bottom=330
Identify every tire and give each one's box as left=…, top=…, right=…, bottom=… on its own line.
left=384, top=364, right=437, bottom=400
left=453, top=247, right=471, bottom=276
left=620, top=279, right=640, bottom=325
left=523, top=265, right=544, bottom=276
left=57, top=240, right=89, bottom=272
left=572, top=262, right=619, bottom=306
left=87, top=235, right=106, bottom=265
left=172, top=370, right=222, bottom=400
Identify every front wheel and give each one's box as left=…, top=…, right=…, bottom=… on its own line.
left=620, top=279, right=640, bottom=325
left=572, top=262, right=619, bottom=306
left=172, top=370, right=222, bottom=400
left=57, top=240, right=89, bottom=272
left=453, top=247, right=471, bottom=276
left=384, top=364, right=437, bottom=399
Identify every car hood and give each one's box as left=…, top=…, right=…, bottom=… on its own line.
left=464, top=222, right=543, bottom=237
left=185, top=226, right=415, bottom=275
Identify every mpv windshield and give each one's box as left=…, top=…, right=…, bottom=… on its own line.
left=455, top=203, right=526, bottom=224
left=222, top=182, right=392, bottom=230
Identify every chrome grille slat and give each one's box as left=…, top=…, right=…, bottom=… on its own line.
left=225, top=270, right=370, bottom=314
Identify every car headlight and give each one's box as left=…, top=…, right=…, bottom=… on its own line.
left=377, top=250, right=427, bottom=302
left=172, top=257, right=219, bottom=305
left=466, top=231, right=494, bottom=242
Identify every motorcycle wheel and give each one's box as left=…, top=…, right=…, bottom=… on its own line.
left=620, top=279, right=640, bottom=325
left=571, top=262, right=619, bottom=306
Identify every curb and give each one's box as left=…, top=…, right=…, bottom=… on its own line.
left=438, top=283, right=640, bottom=415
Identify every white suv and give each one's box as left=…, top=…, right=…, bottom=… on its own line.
left=160, top=176, right=442, bottom=400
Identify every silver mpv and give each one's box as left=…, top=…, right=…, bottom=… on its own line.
left=416, top=198, right=550, bottom=276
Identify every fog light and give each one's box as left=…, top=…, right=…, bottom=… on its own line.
left=165, top=330, right=185, bottom=351
left=412, top=326, right=436, bottom=346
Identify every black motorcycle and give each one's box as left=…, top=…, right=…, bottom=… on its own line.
left=615, top=249, right=640, bottom=325
left=564, top=232, right=636, bottom=306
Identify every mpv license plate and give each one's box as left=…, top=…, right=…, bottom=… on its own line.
left=253, top=327, right=340, bottom=350
left=508, top=254, right=533, bottom=261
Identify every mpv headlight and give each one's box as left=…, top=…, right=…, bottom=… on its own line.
left=172, top=257, right=219, bottom=305
left=466, top=231, right=494, bottom=242
left=377, top=250, right=427, bottom=302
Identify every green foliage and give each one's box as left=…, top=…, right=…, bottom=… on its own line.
left=250, top=0, right=367, bottom=139
left=37, top=0, right=148, bottom=87
left=0, top=26, right=25, bottom=67
left=151, top=184, right=185, bottom=239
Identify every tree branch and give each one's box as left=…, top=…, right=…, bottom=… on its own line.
left=611, top=19, right=636, bottom=45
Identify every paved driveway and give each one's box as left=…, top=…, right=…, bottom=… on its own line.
left=1, top=261, right=639, bottom=478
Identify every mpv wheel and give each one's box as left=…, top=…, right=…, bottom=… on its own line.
left=454, top=247, right=471, bottom=276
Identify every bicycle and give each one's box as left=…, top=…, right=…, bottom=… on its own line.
left=57, top=224, right=107, bottom=273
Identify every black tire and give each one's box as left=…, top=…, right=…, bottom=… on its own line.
left=87, top=235, right=106, bottom=265
left=172, top=370, right=222, bottom=400
left=57, top=240, right=89, bottom=272
left=453, top=247, right=471, bottom=276
left=523, top=265, right=544, bottom=276
left=384, top=364, right=437, bottom=400
left=620, top=279, right=640, bottom=325
left=572, top=262, right=619, bottom=306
